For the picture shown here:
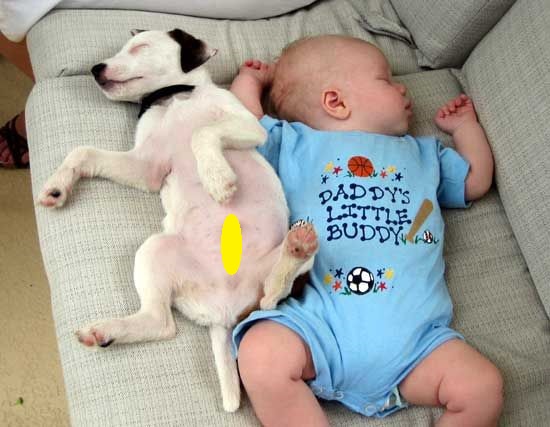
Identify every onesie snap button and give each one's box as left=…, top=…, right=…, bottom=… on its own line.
left=333, top=391, right=344, bottom=399
left=364, top=404, right=377, bottom=415
left=311, top=385, right=323, bottom=395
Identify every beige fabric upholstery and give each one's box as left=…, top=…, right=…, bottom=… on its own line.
left=390, top=0, right=516, bottom=68
left=24, top=0, right=550, bottom=424
left=463, top=0, right=550, bottom=317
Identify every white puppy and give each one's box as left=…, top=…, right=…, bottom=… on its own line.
left=38, top=29, right=318, bottom=412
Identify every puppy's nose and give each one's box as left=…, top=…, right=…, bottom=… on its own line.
left=91, top=63, right=107, bottom=80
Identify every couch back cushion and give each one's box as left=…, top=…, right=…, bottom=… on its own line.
left=27, top=0, right=421, bottom=84
left=462, top=0, right=550, bottom=316
left=391, top=0, right=516, bottom=68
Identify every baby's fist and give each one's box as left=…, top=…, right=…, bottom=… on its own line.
left=435, top=94, right=478, bottom=135
left=238, top=59, right=275, bottom=88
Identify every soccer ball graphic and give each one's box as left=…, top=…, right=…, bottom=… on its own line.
left=346, top=267, right=374, bottom=295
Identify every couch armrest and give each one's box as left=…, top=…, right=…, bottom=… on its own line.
left=462, top=0, right=550, bottom=316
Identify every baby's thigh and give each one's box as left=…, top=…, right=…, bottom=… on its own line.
left=398, top=339, right=503, bottom=408
left=237, top=320, right=316, bottom=382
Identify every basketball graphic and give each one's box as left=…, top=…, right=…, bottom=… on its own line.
left=347, top=156, right=374, bottom=177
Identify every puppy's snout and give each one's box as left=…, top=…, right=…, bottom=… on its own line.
left=91, top=63, right=107, bottom=82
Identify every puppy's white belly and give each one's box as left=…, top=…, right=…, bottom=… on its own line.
left=161, top=149, right=288, bottom=282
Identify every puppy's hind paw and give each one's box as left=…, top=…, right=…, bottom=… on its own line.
left=75, top=328, right=114, bottom=349
left=287, top=221, right=319, bottom=260
left=259, top=294, right=278, bottom=311
left=75, top=319, right=121, bottom=349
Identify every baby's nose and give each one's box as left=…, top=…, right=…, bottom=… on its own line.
left=395, top=82, right=407, bottom=95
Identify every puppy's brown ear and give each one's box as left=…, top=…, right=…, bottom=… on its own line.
left=168, top=28, right=213, bottom=73
left=130, top=29, right=146, bottom=36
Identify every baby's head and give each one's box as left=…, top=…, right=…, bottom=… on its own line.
left=270, top=35, right=412, bottom=136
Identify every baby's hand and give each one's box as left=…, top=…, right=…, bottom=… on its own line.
left=238, top=59, right=275, bottom=88
left=435, top=94, right=478, bottom=135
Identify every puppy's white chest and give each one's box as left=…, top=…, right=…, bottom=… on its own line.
left=165, top=95, right=225, bottom=132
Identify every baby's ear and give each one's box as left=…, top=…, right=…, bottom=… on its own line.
left=322, top=89, right=351, bottom=120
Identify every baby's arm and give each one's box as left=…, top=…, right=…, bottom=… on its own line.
left=230, top=60, right=274, bottom=119
left=435, top=94, right=494, bottom=201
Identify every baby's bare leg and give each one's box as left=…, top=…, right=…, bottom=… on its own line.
left=399, top=339, right=504, bottom=427
left=237, top=321, right=328, bottom=427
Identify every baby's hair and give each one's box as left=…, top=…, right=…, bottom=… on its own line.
left=268, top=35, right=380, bottom=122
left=268, top=36, right=320, bottom=121
left=280, top=36, right=314, bottom=56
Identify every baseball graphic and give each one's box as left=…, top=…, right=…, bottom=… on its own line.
left=406, top=199, right=433, bottom=243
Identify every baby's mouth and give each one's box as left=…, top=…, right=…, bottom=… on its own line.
left=405, top=100, right=413, bottom=117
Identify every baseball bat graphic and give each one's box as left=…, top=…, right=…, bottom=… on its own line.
left=406, top=199, right=433, bottom=243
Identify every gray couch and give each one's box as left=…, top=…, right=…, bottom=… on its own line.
left=26, top=0, right=550, bottom=425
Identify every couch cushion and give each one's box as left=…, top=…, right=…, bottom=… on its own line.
left=26, top=68, right=550, bottom=425
left=1, top=0, right=318, bottom=42
left=390, top=0, right=516, bottom=68
left=462, top=0, right=550, bottom=318
left=26, top=0, right=421, bottom=85
left=57, top=0, right=317, bottom=20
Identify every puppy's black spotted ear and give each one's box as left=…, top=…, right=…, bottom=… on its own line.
left=130, top=29, right=146, bottom=36
left=168, top=28, right=212, bottom=73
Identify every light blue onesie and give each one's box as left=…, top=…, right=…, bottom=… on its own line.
left=232, top=115, right=470, bottom=418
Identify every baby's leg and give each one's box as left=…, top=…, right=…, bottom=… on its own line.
left=237, top=320, right=329, bottom=427
left=399, top=339, right=504, bottom=427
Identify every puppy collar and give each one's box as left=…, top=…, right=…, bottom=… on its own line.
left=139, top=84, right=195, bottom=117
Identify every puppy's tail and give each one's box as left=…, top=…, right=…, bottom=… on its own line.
left=209, top=325, right=241, bottom=412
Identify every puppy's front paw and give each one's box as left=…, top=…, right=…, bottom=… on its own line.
left=204, top=168, right=238, bottom=204
left=38, top=169, right=74, bottom=208
left=38, top=186, right=69, bottom=208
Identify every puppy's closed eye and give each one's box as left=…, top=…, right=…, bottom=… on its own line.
left=130, top=44, right=149, bottom=54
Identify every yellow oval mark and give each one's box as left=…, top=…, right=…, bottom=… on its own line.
left=220, top=214, right=242, bottom=275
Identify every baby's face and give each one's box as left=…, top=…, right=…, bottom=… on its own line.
left=342, top=45, right=412, bottom=135
left=272, top=37, right=412, bottom=135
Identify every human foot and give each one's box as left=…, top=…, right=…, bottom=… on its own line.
left=0, top=113, right=29, bottom=168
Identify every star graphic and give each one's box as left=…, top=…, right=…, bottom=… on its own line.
left=324, top=161, right=334, bottom=172
left=321, top=175, right=329, bottom=184
left=385, top=268, right=395, bottom=279
left=335, top=268, right=343, bottom=278
left=324, top=273, right=334, bottom=284
left=379, top=282, right=387, bottom=291
left=333, top=281, right=342, bottom=291
left=377, top=268, right=385, bottom=278
left=333, top=166, right=343, bottom=175
left=380, top=170, right=388, bottom=178
left=393, top=172, right=403, bottom=182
